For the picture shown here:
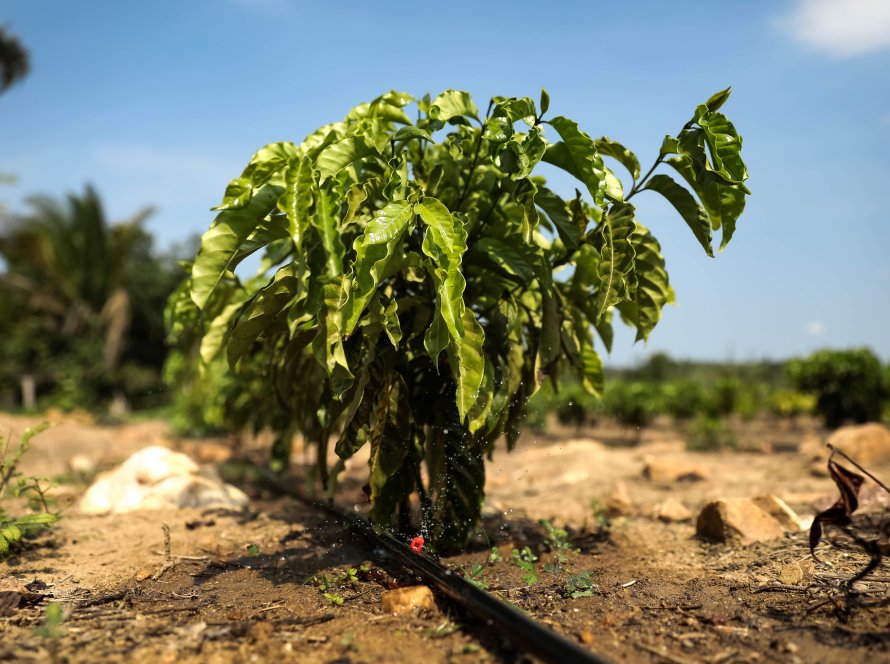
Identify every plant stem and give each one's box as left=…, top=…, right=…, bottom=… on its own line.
left=625, top=155, right=662, bottom=201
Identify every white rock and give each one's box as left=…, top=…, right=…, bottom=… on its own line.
left=79, top=446, right=248, bottom=514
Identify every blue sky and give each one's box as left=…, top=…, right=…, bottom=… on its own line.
left=2, top=0, right=889, bottom=366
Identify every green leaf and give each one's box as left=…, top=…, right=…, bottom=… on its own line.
left=310, top=186, right=346, bottom=278
left=343, top=200, right=414, bottom=335
left=416, top=196, right=468, bottom=344
left=624, top=223, right=673, bottom=342
left=535, top=270, right=562, bottom=382
left=483, top=117, right=513, bottom=144
left=226, top=262, right=305, bottom=367
left=696, top=107, right=748, bottom=186
left=200, top=299, right=246, bottom=364
left=312, top=279, right=351, bottom=378
left=239, top=142, right=300, bottom=187
left=277, top=156, right=315, bottom=249
left=447, top=308, right=485, bottom=422
left=315, top=134, right=381, bottom=180
left=515, top=178, right=539, bottom=243
left=539, top=88, right=550, bottom=116
left=594, top=137, right=641, bottom=181
left=492, top=97, right=536, bottom=123
left=704, top=86, right=731, bottom=112
left=424, top=310, right=450, bottom=369
left=579, top=338, right=604, bottom=397
left=191, top=184, right=282, bottom=309
left=394, top=126, right=433, bottom=143
left=468, top=237, right=535, bottom=283
left=214, top=177, right=253, bottom=211
left=544, top=116, right=607, bottom=206
left=643, top=174, right=713, bottom=256
left=430, top=89, right=479, bottom=122
left=592, top=202, right=636, bottom=320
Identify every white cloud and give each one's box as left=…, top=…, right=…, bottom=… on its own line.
left=778, top=0, right=890, bottom=57
left=806, top=321, right=825, bottom=336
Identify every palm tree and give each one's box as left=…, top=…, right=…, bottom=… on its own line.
left=0, top=186, right=179, bottom=410
left=0, top=27, right=29, bottom=95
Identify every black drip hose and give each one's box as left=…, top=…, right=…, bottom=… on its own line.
left=261, top=472, right=611, bottom=664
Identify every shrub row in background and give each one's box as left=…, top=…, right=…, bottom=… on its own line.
left=525, top=348, right=890, bottom=433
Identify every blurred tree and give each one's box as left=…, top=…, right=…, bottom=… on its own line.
left=0, top=26, right=29, bottom=94
left=788, top=348, right=889, bottom=428
left=0, top=186, right=183, bottom=411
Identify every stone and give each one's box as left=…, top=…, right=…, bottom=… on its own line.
left=696, top=498, right=786, bottom=544
left=79, top=446, right=249, bottom=515
left=750, top=495, right=804, bottom=531
left=653, top=498, right=693, bottom=522
left=380, top=585, right=437, bottom=616
left=604, top=481, right=634, bottom=517
left=826, top=423, right=890, bottom=465
left=642, top=457, right=708, bottom=482
left=778, top=563, right=804, bottom=585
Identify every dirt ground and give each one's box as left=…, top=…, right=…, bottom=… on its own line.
left=1, top=413, right=889, bottom=663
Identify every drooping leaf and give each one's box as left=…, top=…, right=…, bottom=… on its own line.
left=592, top=202, right=636, bottom=320
left=446, top=308, right=485, bottom=422
left=394, top=126, right=433, bottom=143
left=594, top=137, right=641, bottom=181
left=620, top=223, right=673, bottom=342
left=214, top=177, right=253, bottom=211
left=695, top=106, right=748, bottom=186
left=643, top=174, right=713, bottom=257
left=226, top=262, right=306, bottom=367
left=315, top=134, right=382, bottom=180
left=277, top=156, right=315, bottom=249
left=312, top=279, right=351, bottom=379
left=309, top=186, right=346, bottom=278
left=191, top=184, right=282, bottom=309
left=809, top=456, right=865, bottom=555
left=343, top=200, right=414, bottom=335
left=239, top=141, right=300, bottom=187
left=417, top=196, right=468, bottom=343
left=544, top=116, right=606, bottom=206
left=467, top=236, right=535, bottom=283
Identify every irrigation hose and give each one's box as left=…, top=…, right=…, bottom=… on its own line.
left=260, top=471, right=611, bottom=664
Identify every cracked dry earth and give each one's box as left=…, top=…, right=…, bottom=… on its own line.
left=1, top=413, right=889, bottom=663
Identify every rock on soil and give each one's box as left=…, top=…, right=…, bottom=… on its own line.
left=380, top=586, right=437, bottom=616
left=652, top=497, right=693, bottom=522
left=642, top=457, right=708, bottom=482
left=79, top=446, right=249, bottom=514
left=695, top=496, right=801, bottom=544
left=826, top=423, right=890, bottom=465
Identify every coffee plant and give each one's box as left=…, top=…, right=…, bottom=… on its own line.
left=171, top=87, right=749, bottom=548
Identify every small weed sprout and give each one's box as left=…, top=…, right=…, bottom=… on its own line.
left=1, top=424, right=60, bottom=560
left=465, top=563, right=488, bottom=590
left=511, top=547, right=539, bottom=585
left=487, top=546, right=502, bottom=564
left=307, top=567, right=361, bottom=606
left=565, top=571, right=597, bottom=599
left=590, top=498, right=611, bottom=529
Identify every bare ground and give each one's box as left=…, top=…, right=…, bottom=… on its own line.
left=1, top=413, right=888, bottom=663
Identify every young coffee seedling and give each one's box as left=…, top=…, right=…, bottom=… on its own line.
left=174, top=87, right=750, bottom=549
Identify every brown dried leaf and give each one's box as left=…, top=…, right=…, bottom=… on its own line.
left=809, top=456, right=865, bottom=555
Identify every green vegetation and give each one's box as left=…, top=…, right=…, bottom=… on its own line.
left=789, top=348, right=890, bottom=428
left=173, top=87, right=749, bottom=548
left=1, top=424, right=59, bottom=560
left=0, top=186, right=185, bottom=413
